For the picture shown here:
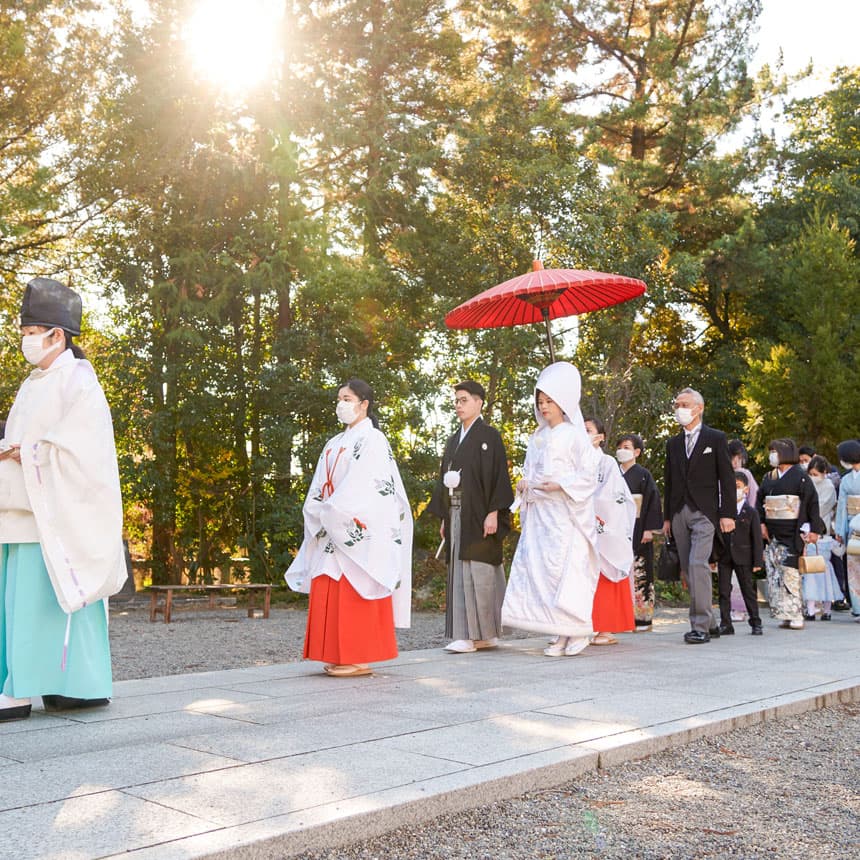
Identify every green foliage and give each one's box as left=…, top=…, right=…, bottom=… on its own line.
left=742, top=212, right=860, bottom=461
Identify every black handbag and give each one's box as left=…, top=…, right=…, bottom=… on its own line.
left=657, top=538, right=681, bottom=582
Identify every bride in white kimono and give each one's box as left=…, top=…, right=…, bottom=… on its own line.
left=501, top=362, right=603, bottom=657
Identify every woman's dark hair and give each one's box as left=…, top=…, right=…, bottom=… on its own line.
left=769, top=438, right=799, bottom=465
left=727, top=439, right=748, bottom=465
left=63, top=330, right=85, bottom=359
left=807, top=454, right=830, bottom=475
left=584, top=416, right=606, bottom=448
left=341, top=378, right=379, bottom=429
left=617, top=433, right=643, bottom=453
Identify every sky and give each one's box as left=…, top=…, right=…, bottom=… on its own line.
left=753, top=0, right=858, bottom=96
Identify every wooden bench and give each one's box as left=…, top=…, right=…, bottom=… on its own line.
left=148, top=584, right=273, bottom=623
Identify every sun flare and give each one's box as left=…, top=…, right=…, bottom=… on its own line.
left=183, top=0, right=282, bottom=92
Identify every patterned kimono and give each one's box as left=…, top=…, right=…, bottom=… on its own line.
left=286, top=418, right=413, bottom=664
left=757, top=466, right=823, bottom=625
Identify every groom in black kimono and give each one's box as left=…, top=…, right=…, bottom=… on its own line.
left=428, top=380, right=514, bottom=653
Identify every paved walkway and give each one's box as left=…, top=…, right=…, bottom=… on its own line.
left=1, top=612, right=858, bottom=860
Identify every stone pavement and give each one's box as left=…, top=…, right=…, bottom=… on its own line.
left=1, top=612, right=858, bottom=860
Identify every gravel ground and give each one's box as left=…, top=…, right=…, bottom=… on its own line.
left=108, top=600, right=474, bottom=680
left=298, top=703, right=860, bottom=860
left=108, top=600, right=859, bottom=860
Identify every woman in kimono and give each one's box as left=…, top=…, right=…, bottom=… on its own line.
left=833, top=439, right=860, bottom=618
left=757, top=438, right=824, bottom=630
left=0, top=278, right=126, bottom=721
left=501, top=362, right=602, bottom=657
left=802, top=455, right=843, bottom=620
left=616, top=434, right=663, bottom=631
left=286, top=379, right=413, bottom=676
left=585, top=418, right=636, bottom=645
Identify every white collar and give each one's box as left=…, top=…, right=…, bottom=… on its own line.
left=29, top=348, right=75, bottom=378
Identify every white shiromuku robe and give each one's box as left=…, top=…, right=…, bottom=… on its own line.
left=502, top=363, right=603, bottom=638
left=285, top=417, right=413, bottom=628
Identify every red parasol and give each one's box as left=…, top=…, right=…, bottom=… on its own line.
left=445, top=261, right=646, bottom=361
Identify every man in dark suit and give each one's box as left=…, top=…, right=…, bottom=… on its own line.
left=428, top=380, right=514, bottom=653
left=663, top=388, right=736, bottom=643
left=715, top=471, right=764, bottom=635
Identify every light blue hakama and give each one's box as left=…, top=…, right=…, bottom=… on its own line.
left=0, top=543, right=112, bottom=699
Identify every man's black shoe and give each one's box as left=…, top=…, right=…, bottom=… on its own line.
left=41, top=695, right=110, bottom=711
left=718, top=624, right=735, bottom=635
left=751, top=624, right=763, bottom=636
left=707, top=626, right=721, bottom=638
left=0, top=704, right=31, bottom=722
left=832, top=600, right=849, bottom=611
left=684, top=630, right=710, bottom=644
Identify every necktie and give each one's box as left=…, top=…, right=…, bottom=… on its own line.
left=686, top=432, right=694, bottom=457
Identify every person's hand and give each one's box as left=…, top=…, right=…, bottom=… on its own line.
left=537, top=480, right=561, bottom=492
left=483, top=510, right=498, bottom=538
left=642, top=530, right=653, bottom=544
left=753, top=566, right=762, bottom=572
left=719, top=517, right=735, bottom=534
left=835, top=534, right=843, bottom=545
left=804, top=531, right=819, bottom=544
left=761, top=524, right=769, bottom=541
left=516, top=478, right=529, bottom=493
left=0, top=444, right=20, bottom=463
left=663, top=519, right=672, bottom=539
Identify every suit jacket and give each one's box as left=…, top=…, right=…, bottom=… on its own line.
left=664, top=423, right=735, bottom=525
left=427, top=417, right=514, bottom=565
left=719, top=502, right=764, bottom=569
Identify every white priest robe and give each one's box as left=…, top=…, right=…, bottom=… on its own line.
left=0, top=349, right=126, bottom=612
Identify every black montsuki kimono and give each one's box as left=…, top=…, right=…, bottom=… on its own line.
left=757, top=465, right=825, bottom=567
left=427, top=417, right=514, bottom=566
left=622, top=463, right=664, bottom=554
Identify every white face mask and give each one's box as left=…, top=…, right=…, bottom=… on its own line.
left=21, top=328, right=62, bottom=365
left=798, top=461, right=808, bottom=471
left=336, top=400, right=360, bottom=425
left=841, top=460, right=853, bottom=470
left=768, top=451, right=780, bottom=467
left=674, top=407, right=694, bottom=427
left=811, top=475, right=825, bottom=485
left=615, top=448, right=635, bottom=464
left=736, top=489, right=746, bottom=502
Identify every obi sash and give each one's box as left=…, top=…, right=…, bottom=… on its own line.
left=763, top=494, right=800, bottom=520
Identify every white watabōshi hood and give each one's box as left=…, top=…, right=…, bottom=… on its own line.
left=533, top=361, right=586, bottom=433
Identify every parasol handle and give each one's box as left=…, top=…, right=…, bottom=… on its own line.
left=541, top=306, right=556, bottom=362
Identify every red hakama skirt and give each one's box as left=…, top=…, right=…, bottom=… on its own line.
left=591, top=574, right=635, bottom=632
left=304, top=574, right=398, bottom=665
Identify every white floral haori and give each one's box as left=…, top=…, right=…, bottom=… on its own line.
left=285, top=418, right=413, bottom=627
